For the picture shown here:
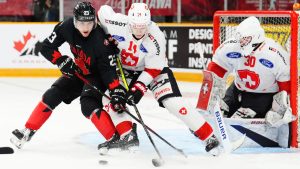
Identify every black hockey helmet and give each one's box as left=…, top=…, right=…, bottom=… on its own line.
left=73, top=1, right=95, bottom=22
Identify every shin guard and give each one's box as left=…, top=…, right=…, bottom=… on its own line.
left=91, top=110, right=116, bottom=140
left=25, top=101, right=52, bottom=130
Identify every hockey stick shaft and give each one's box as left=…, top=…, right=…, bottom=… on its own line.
left=75, top=72, right=186, bottom=157
left=116, top=57, right=163, bottom=161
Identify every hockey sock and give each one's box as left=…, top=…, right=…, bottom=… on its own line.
left=91, top=110, right=116, bottom=140
left=116, top=121, right=133, bottom=137
left=105, top=103, right=133, bottom=137
left=194, top=122, right=213, bottom=141
left=25, top=101, right=53, bottom=130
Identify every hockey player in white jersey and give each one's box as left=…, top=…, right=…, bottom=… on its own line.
left=97, top=3, right=221, bottom=155
left=198, top=16, right=295, bottom=147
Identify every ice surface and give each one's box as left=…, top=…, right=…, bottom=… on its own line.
left=0, top=78, right=299, bottom=169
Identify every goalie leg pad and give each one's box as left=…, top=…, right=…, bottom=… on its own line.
left=196, top=70, right=226, bottom=112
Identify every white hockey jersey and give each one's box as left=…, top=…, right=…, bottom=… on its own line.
left=97, top=5, right=167, bottom=86
left=213, top=38, right=290, bottom=93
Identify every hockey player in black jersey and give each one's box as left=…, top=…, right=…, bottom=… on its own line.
left=10, top=1, right=138, bottom=151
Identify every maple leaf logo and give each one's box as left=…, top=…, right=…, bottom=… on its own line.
left=13, top=31, right=35, bottom=52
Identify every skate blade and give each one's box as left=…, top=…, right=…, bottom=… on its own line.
left=10, top=137, right=24, bottom=149
left=208, top=146, right=221, bottom=156
left=126, top=145, right=140, bottom=153
left=99, top=147, right=109, bottom=156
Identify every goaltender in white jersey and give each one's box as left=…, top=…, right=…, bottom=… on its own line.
left=97, top=3, right=222, bottom=155
left=198, top=16, right=296, bottom=147
left=214, top=37, right=290, bottom=93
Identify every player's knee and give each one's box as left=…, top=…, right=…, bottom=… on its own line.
left=42, top=86, right=64, bottom=109
left=80, top=96, right=102, bottom=118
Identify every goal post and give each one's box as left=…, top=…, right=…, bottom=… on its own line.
left=213, top=11, right=299, bottom=148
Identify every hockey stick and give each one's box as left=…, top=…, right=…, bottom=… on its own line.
left=116, top=57, right=164, bottom=166
left=198, top=44, right=245, bottom=153
left=75, top=72, right=187, bottom=165
left=0, top=147, right=14, bottom=154
left=75, top=72, right=186, bottom=157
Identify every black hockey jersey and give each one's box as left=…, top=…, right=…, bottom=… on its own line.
left=41, top=17, right=119, bottom=90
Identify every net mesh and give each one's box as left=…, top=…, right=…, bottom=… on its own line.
left=218, top=16, right=294, bottom=53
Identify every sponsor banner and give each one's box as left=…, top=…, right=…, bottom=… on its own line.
left=0, top=23, right=71, bottom=68
left=64, top=0, right=177, bottom=17
left=0, top=0, right=32, bottom=16
left=160, top=25, right=213, bottom=69
left=236, top=0, right=295, bottom=10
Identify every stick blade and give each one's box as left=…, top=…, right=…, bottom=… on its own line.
left=0, top=147, right=14, bottom=154
left=152, top=158, right=164, bottom=167
left=231, top=134, right=246, bottom=151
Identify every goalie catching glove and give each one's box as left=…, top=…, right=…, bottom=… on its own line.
left=56, top=55, right=79, bottom=77
left=110, top=85, right=127, bottom=112
left=126, top=81, right=147, bottom=105
left=265, top=91, right=296, bottom=128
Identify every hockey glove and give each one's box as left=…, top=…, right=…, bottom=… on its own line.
left=56, top=55, right=79, bottom=77
left=104, top=34, right=120, bottom=55
left=126, top=81, right=147, bottom=105
left=110, top=85, right=127, bottom=113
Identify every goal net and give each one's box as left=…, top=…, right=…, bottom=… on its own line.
left=213, top=11, right=299, bottom=147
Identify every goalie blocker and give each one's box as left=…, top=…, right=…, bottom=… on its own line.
left=197, top=71, right=295, bottom=148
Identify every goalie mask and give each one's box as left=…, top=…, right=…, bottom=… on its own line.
left=235, top=16, right=265, bottom=56
left=128, top=3, right=151, bottom=39
left=73, top=1, right=96, bottom=37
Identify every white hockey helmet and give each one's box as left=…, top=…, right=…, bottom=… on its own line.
left=235, top=16, right=265, bottom=56
left=128, top=3, right=151, bottom=38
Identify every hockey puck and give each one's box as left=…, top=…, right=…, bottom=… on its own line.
left=0, top=147, right=14, bottom=154
left=99, top=160, right=108, bottom=165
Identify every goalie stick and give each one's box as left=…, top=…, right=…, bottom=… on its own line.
left=198, top=44, right=245, bottom=153
left=0, top=147, right=14, bottom=154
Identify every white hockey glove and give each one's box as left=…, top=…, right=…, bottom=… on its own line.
left=265, top=91, right=296, bottom=128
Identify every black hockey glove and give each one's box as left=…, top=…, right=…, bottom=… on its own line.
left=126, top=81, right=147, bottom=106
left=110, top=85, right=127, bottom=113
left=56, top=55, right=78, bottom=77
left=104, top=34, right=120, bottom=55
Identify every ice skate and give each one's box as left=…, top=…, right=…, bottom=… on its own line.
left=98, top=123, right=139, bottom=154
left=109, top=123, right=139, bottom=150
left=98, top=132, right=120, bottom=155
left=10, top=128, right=36, bottom=149
left=205, top=134, right=221, bottom=156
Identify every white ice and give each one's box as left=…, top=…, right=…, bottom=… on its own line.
left=0, top=77, right=299, bottom=169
